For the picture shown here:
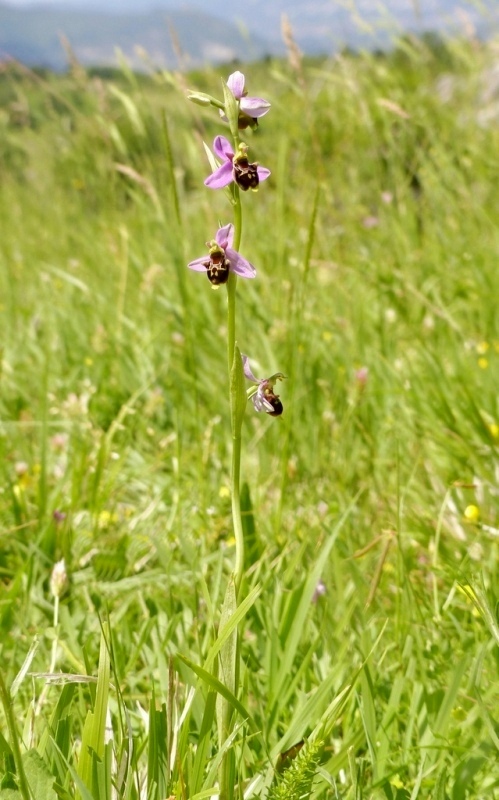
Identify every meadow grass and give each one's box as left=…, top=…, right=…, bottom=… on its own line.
left=1, top=32, right=499, bottom=799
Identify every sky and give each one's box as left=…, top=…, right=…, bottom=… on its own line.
left=2, top=0, right=496, bottom=37
left=3, top=0, right=497, bottom=71
left=0, top=0, right=478, bottom=6
left=0, top=0, right=494, bottom=13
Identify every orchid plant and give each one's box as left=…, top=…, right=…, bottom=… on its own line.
left=187, top=70, right=284, bottom=799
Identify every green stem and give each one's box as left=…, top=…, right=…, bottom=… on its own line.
left=232, top=191, right=242, bottom=249
left=231, top=430, right=244, bottom=595
left=227, top=273, right=237, bottom=379
left=0, top=671, right=32, bottom=800
left=227, top=187, right=244, bottom=596
left=226, top=193, right=242, bottom=377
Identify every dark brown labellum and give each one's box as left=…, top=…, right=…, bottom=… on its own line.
left=233, top=155, right=260, bottom=191
left=204, top=249, right=230, bottom=285
left=266, top=392, right=283, bottom=416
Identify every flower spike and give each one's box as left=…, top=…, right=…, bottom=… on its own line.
left=188, top=224, right=256, bottom=286
left=242, top=355, right=285, bottom=416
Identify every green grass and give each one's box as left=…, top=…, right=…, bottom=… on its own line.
left=1, top=31, right=499, bottom=799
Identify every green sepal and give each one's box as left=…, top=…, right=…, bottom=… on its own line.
left=222, top=79, right=240, bottom=142
left=230, top=344, right=247, bottom=439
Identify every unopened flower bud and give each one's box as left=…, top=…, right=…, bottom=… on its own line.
left=50, top=559, right=69, bottom=598
left=187, top=92, right=214, bottom=107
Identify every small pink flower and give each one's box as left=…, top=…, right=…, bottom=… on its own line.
left=312, top=579, right=327, bottom=603
left=205, top=137, right=270, bottom=192
left=223, top=70, right=271, bottom=129
left=188, top=223, right=256, bottom=286
left=242, top=355, right=285, bottom=416
left=355, top=366, right=369, bottom=387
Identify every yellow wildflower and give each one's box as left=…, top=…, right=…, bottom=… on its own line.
left=464, top=505, right=479, bottom=522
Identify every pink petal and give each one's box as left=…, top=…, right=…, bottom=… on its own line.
left=215, top=223, right=234, bottom=249
left=256, top=166, right=271, bottom=182
left=227, top=250, right=256, bottom=278
left=253, top=391, right=274, bottom=414
left=241, top=355, right=260, bottom=383
left=204, top=161, right=234, bottom=189
left=227, top=71, right=245, bottom=99
left=213, top=135, right=233, bottom=160
left=187, top=256, right=209, bottom=272
left=240, top=97, right=271, bottom=117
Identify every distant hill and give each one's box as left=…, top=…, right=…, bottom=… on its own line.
left=0, top=0, right=498, bottom=71
left=0, top=4, right=272, bottom=71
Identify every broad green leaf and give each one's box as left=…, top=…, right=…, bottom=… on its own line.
left=22, top=750, right=57, bottom=800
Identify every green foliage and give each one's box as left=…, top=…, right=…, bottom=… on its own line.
left=1, top=32, right=499, bottom=799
